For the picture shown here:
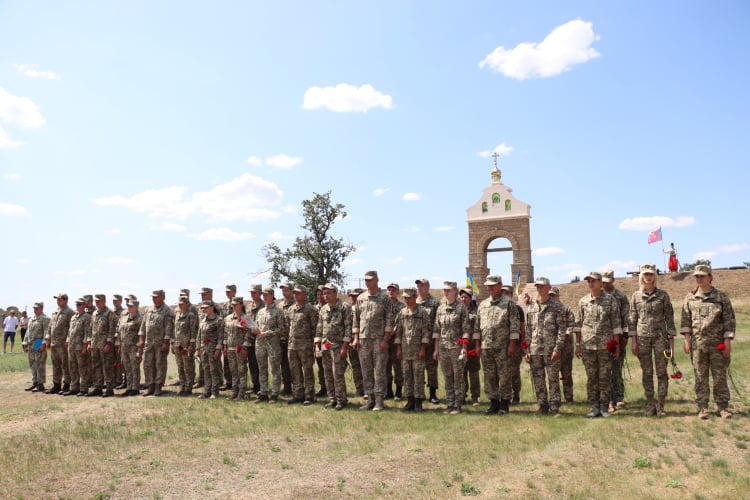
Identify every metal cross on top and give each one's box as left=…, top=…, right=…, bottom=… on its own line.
left=492, top=151, right=500, bottom=168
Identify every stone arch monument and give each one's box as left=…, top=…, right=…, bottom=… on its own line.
left=466, top=158, right=533, bottom=299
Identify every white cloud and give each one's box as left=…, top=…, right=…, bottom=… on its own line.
left=303, top=83, right=393, bottom=112
left=100, top=257, right=136, bottom=264
left=618, top=216, right=695, bottom=231
left=0, top=126, right=22, bottom=149
left=479, top=19, right=601, bottom=80
left=92, top=186, right=192, bottom=219
left=267, top=231, right=291, bottom=240
left=373, top=188, right=389, bottom=197
left=435, top=226, right=454, bottom=232
left=402, top=192, right=421, bottom=201
left=150, top=221, right=186, bottom=232
left=533, top=247, right=565, bottom=257
left=715, top=243, right=750, bottom=254
left=16, top=64, right=61, bottom=80
left=266, top=154, right=302, bottom=169
left=246, top=156, right=263, bottom=166
left=347, top=257, right=363, bottom=265
left=564, top=268, right=586, bottom=280
left=693, top=251, right=717, bottom=260
left=384, top=256, right=404, bottom=264
left=3, top=173, right=20, bottom=181
left=0, top=87, right=46, bottom=128
left=0, top=202, right=29, bottom=217
left=600, top=260, right=638, bottom=275
left=477, top=142, right=514, bottom=158
left=188, top=228, right=256, bottom=242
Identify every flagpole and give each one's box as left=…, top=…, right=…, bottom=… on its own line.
left=661, top=238, right=666, bottom=273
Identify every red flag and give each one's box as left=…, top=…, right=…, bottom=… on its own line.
left=648, top=227, right=662, bottom=245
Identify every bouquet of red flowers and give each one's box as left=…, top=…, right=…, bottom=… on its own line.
left=520, top=341, right=529, bottom=350
left=606, top=339, right=618, bottom=353
left=467, top=348, right=478, bottom=358
left=456, top=338, right=469, bottom=346
left=718, top=343, right=726, bottom=351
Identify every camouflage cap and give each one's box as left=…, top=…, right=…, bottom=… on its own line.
left=348, top=287, right=365, bottom=296
left=225, top=284, right=237, bottom=292
left=199, top=300, right=214, bottom=308
left=584, top=271, right=603, bottom=281
left=180, top=288, right=190, bottom=296
left=94, top=294, right=106, bottom=300
left=401, top=287, right=418, bottom=298
left=484, top=275, right=502, bottom=286
left=293, top=284, right=307, bottom=293
left=33, top=301, right=44, bottom=308
left=459, top=287, right=473, bottom=297
left=200, top=287, right=213, bottom=294
left=534, top=277, right=551, bottom=286
left=279, top=282, right=294, bottom=290
left=640, top=263, right=657, bottom=274
left=364, top=270, right=378, bottom=279
left=693, top=264, right=712, bottom=276
left=601, top=269, right=615, bottom=283
left=442, top=281, right=458, bottom=290
left=262, top=287, right=275, bottom=295
left=316, top=285, right=325, bottom=291
left=322, top=283, right=338, bottom=292
left=550, top=286, right=561, bottom=296
left=129, top=300, right=140, bottom=307
left=386, top=282, right=400, bottom=290
left=112, top=294, right=123, bottom=301
left=178, top=296, right=190, bottom=304
left=83, top=294, right=93, bottom=301
left=75, top=297, right=86, bottom=304
left=231, top=296, right=244, bottom=305
left=415, top=278, right=430, bottom=285
left=53, top=292, right=68, bottom=300
left=151, top=289, right=165, bottom=297
left=125, top=294, right=137, bottom=301
left=249, top=284, right=263, bottom=292
left=501, top=285, right=513, bottom=293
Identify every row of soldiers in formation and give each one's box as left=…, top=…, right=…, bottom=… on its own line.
left=20, top=264, right=735, bottom=418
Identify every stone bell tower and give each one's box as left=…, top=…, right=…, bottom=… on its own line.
left=466, top=154, right=533, bottom=300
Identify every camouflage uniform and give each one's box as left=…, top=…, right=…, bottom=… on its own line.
left=256, top=302, right=285, bottom=398
left=476, top=295, right=520, bottom=409
left=510, top=303, right=525, bottom=402
left=386, top=300, right=405, bottom=397
left=556, top=299, right=576, bottom=403
left=116, top=309, right=143, bottom=394
left=67, top=309, right=92, bottom=394
left=111, top=304, right=125, bottom=387
left=46, top=304, right=74, bottom=391
left=246, top=299, right=264, bottom=392
left=417, top=293, right=440, bottom=395
left=347, top=297, right=364, bottom=396
left=462, top=301, right=481, bottom=402
left=575, top=291, right=622, bottom=414
left=288, top=302, right=319, bottom=401
left=434, top=299, right=471, bottom=411
left=279, top=297, right=295, bottom=393
left=316, top=298, right=352, bottom=406
left=353, top=289, right=394, bottom=403
left=138, top=303, right=174, bottom=392
left=225, top=310, right=253, bottom=398
left=681, top=287, right=736, bottom=411
left=198, top=314, right=224, bottom=397
left=23, top=311, right=50, bottom=389
left=173, top=309, right=199, bottom=394
left=525, top=298, right=567, bottom=412
left=89, top=306, right=116, bottom=393
left=394, top=304, right=431, bottom=401
left=630, top=287, right=675, bottom=402
left=196, top=298, right=222, bottom=387
left=606, top=286, right=630, bottom=405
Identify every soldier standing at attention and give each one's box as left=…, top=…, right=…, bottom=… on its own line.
left=287, top=285, right=319, bottom=405
left=87, top=294, right=116, bottom=397
left=83, top=295, right=95, bottom=316
left=117, top=299, right=143, bottom=396
left=255, top=287, right=285, bottom=403
left=503, top=285, right=525, bottom=404
left=220, top=285, right=237, bottom=390
left=602, top=269, right=630, bottom=413
left=224, top=296, right=253, bottom=401
left=195, top=287, right=221, bottom=390
left=22, top=302, right=50, bottom=392
left=347, top=288, right=365, bottom=397
left=630, top=263, right=676, bottom=417
left=314, top=285, right=328, bottom=398
left=434, top=281, right=471, bottom=414
left=575, top=272, right=622, bottom=418
left=524, top=278, right=566, bottom=416
left=415, top=278, right=440, bottom=404
left=385, top=283, right=405, bottom=401
left=353, top=271, right=394, bottom=411
left=173, top=296, right=198, bottom=396
left=67, top=298, right=92, bottom=396
left=278, top=282, right=295, bottom=396
left=476, top=276, right=520, bottom=415
left=550, top=287, right=575, bottom=404
left=315, top=283, right=352, bottom=410
left=246, top=285, right=264, bottom=395
left=45, top=293, right=74, bottom=395
left=137, top=289, right=174, bottom=397
left=681, top=264, right=736, bottom=419
left=459, top=287, right=481, bottom=406
left=196, top=301, right=224, bottom=399
left=111, top=294, right=126, bottom=390
left=394, top=287, right=431, bottom=412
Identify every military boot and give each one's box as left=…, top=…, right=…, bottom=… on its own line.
left=45, top=383, right=61, bottom=395
left=359, top=395, right=375, bottom=411
left=60, top=383, right=70, bottom=395
left=25, top=383, right=37, bottom=391
left=86, top=387, right=102, bottom=397
left=402, top=396, right=415, bottom=412
left=656, top=396, right=667, bottom=417
left=373, top=395, right=385, bottom=411
left=644, top=397, right=657, bottom=416
left=498, top=399, right=511, bottom=414
left=394, top=385, right=402, bottom=401
left=32, top=384, right=45, bottom=393
left=386, top=385, right=394, bottom=400
left=153, top=385, right=163, bottom=396
left=429, top=387, right=439, bottom=404
left=143, top=384, right=155, bottom=397
left=102, top=385, right=115, bottom=398
left=414, top=398, right=423, bottom=412
left=485, top=399, right=500, bottom=415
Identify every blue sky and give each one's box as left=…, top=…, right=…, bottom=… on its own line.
left=1, top=1, right=748, bottom=309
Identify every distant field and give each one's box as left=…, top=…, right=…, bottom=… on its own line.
left=0, top=269, right=747, bottom=498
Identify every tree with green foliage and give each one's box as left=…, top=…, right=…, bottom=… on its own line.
left=261, top=191, right=356, bottom=297
left=679, top=259, right=711, bottom=272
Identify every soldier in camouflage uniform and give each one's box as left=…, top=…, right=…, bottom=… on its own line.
left=353, top=271, right=395, bottom=411
left=347, top=288, right=365, bottom=397
left=196, top=301, right=224, bottom=399
left=287, top=285, right=319, bottom=405
left=502, top=285, right=526, bottom=404
left=434, top=281, right=471, bottom=414
left=278, top=282, right=295, bottom=395
left=224, top=296, right=253, bottom=400
left=602, top=269, right=630, bottom=413
left=67, top=298, right=92, bottom=396
left=220, top=285, right=237, bottom=389
left=524, top=278, right=567, bottom=416
left=416, top=278, right=440, bottom=404
left=394, top=287, right=432, bottom=412
left=86, top=294, right=116, bottom=397
left=385, top=283, right=405, bottom=401
left=246, top=284, right=264, bottom=394
left=574, top=272, right=622, bottom=418
left=117, top=299, right=142, bottom=396
left=314, top=285, right=328, bottom=398
left=681, top=264, right=736, bottom=419
left=137, top=290, right=174, bottom=397
left=315, top=283, right=352, bottom=410
left=550, top=287, right=575, bottom=404
left=476, top=275, right=521, bottom=415
left=195, top=287, right=222, bottom=389
left=111, top=294, right=126, bottom=389
left=45, top=292, right=75, bottom=395
left=459, top=287, right=481, bottom=406
left=629, top=263, right=676, bottom=417
left=22, top=302, right=50, bottom=392
left=83, top=294, right=95, bottom=316
left=256, top=287, right=285, bottom=403
left=173, top=296, right=199, bottom=396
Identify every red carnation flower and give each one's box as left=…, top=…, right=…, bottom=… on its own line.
left=718, top=343, right=726, bottom=351
left=324, top=341, right=331, bottom=350
left=520, top=341, right=529, bottom=350
left=204, top=338, right=212, bottom=344
left=670, top=371, right=683, bottom=379
left=606, top=339, right=618, bottom=353
left=468, top=349, right=477, bottom=358
left=236, top=345, right=243, bottom=353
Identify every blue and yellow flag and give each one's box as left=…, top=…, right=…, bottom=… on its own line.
left=513, top=270, right=522, bottom=296
left=466, top=271, right=480, bottom=295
